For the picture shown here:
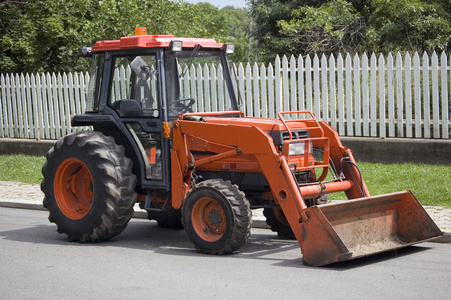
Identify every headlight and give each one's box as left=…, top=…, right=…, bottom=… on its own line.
left=222, top=43, right=235, bottom=55
left=288, top=141, right=313, bottom=156
left=169, top=40, right=183, bottom=53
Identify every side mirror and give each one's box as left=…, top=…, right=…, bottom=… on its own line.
left=81, top=47, right=93, bottom=58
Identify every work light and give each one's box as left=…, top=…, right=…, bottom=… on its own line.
left=288, top=141, right=313, bottom=156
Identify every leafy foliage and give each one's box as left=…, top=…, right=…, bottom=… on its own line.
left=0, top=0, right=250, bottom=73
left=278, top=0, right=365, bottom=55
left=249, top=0, right=300, bottom=62
left=1, top=0, right=98, bottom=72
left=250, top=0, right=451, bottom=62
left=366, top=0, right=451, bottom=53
left=2, top=0, right=450, bottom=71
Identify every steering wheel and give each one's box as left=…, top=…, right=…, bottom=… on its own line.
left=170, top=98, right=196, bottom=114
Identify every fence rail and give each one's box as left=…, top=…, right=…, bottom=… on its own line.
left=1, top=51, right=450, bottom=140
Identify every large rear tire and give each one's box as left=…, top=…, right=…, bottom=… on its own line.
left=41, top=131, right=137, bottom=242
left=182, top=179, right=252, bottom=254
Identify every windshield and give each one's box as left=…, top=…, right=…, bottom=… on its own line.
left=164, top=49, right=238, bottom=120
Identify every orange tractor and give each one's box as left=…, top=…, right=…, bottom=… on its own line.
left=42, top=28, right=442, bottom=266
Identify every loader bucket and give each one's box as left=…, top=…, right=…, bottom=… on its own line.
left=300, top=191, right=443, bottom=266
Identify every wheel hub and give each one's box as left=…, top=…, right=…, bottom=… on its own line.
left=54, top=158, right=94, bottom=220
left=207, top=209, right=223, bottom=227
left=192, top=197, right=227, bottom=242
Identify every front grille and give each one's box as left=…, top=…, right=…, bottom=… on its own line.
left=268, top=130, right=310, bottom=146
left=282, top=130, right=309, bottom=141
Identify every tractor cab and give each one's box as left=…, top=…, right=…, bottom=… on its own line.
left=75, top=28, right=237, bottom=191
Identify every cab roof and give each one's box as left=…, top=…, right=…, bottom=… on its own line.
left=92, top=34, right=224, bottom=52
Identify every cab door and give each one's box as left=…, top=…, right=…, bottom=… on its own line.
left=107, top=52, right=170, bottom=190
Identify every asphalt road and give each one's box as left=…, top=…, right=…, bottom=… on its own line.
left=1, top=207, right=450, bottom=299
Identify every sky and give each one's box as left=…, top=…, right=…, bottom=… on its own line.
left=182, top=0, right=248, bottom=8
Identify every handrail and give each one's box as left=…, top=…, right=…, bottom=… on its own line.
left=278, top=110, right=324, bottom=137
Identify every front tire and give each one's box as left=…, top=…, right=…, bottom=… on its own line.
left=41, top=131, right=137, bottom=242
left=263, top=207, right=295, bottom=239
left=182, top=179, right=252, bottom=254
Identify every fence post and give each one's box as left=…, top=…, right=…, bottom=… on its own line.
left=0, top=74, right=6, bottom=137
left=431, top=52, right=440, bottom=138
left=441, top=52, right=449, bottom=139
left=378, top=54, right=386, bottom=138
left=362, top=53, right=369, bottom=137
left=298, top=55, right=305, bottom=112
left=413, top=52, right=422, bottom=138
left=267, top=62, right=275, bottom=119
left=305, top=55, right=312, bottom=113
left=30, top=73, right=39, bottom=139
left=260, top=63, right=268, bottom=118
left=337, top=54, right=345, bottom=135
left=370, top=53, right=377, bottom=137
left=275, top=56, right=282, bottom=115
left=353, top=53, right=361, bottom=136
left=396, top=52, right=404, bottom=137
left=237, top=63, right=245, bottom=114
left=387, top=53, right=395, bottom=137
left=282, top=55, right=289, bottom=112
left=321, top=54, right=329, bottom=123
left=405, top=52, right=413, bottom=138
left=290, top=55, right=297, bottom=113
left=422, top=52, right=431, bottom=138
left=329, top=54, right=337, bottom=129
left=345, top=54, right=353, bottom=136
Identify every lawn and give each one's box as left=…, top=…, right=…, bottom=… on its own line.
left=0, top=154, right=46, bottom=184
left=327, top=162, right=451, bottom=208
left=0, top=154, right=449, bottom=208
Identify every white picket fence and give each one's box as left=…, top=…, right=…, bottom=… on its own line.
left=0, top=72, right=90, bottom=140
left=1, top=51, right=450, bottom=140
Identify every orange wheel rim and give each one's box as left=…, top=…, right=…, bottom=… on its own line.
left=192, top=197, right=226, bottom=242
left=54, top=158, right=94, bottom=220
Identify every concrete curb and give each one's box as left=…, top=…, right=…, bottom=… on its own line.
left=1, top=199, right=448, bottom=243
left=0, top=199, right=271, bottom=230
left=0, top=199, right=47, bottom=211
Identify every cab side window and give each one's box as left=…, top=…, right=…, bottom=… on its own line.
left=110, top=55, right=159, bottom=118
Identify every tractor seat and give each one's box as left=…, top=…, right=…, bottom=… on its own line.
left=114, top=99, right=144, bottom=117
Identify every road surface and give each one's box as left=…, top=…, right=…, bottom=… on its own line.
left=1, top=207, right=450, bottom=299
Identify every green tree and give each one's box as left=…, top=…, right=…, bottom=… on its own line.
left=249, top=0, right=301, bottom=62
left=249, top=0, right=451, bottom=60
left=0, top=0, right=251, bottom=73
left=278, top=0, right=365, bottom=55
left=1, top=0, right=102, bottom=72
left=366, top=0, right=451, bottom=53
left=169, top=3, right=251, bottom=62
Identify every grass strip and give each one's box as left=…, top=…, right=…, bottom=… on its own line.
left=0, top=155, right=449, bottom=208
left=0, top=154, right=46, bottom=184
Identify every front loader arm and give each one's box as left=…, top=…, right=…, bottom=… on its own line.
left=170, top=118, right=366, bottom=242
left=171, top=119, right=319, bottom=250
left=234, top=126, right=307, bottom=244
